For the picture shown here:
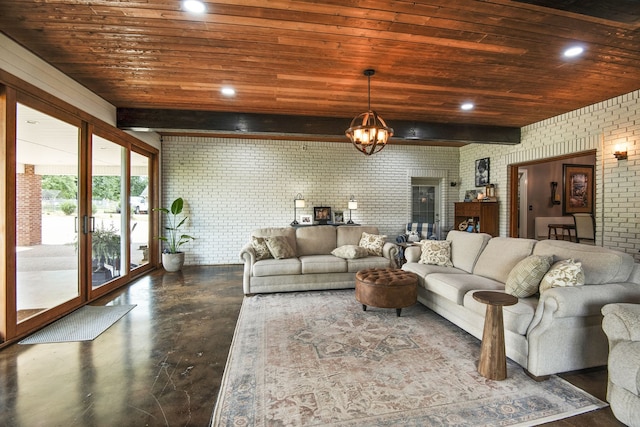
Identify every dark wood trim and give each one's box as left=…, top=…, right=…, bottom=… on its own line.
left=118, top=108, right=521, bottom=145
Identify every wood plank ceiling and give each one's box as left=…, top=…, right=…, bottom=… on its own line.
left=1, top=0, right=639, bottom=144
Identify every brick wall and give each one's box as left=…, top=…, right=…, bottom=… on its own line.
left=17, top=164, right=42, bottom=246
left=161, top=140, right=460, bottom=265
left=460, top=89, right=639, bottom=261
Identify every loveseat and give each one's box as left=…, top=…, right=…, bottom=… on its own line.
left=602, top=303, right=640, bottom=427
left=402, top=230, right=640, bottom=378
left=240, top=225, right=398, bottom=295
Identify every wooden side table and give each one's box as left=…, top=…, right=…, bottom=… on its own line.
left=472, top=291, right=518, bottom=380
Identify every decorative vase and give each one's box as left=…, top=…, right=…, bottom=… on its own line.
left=162, top=252, right=185, bottom=272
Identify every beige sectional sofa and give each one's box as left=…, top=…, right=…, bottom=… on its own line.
left=402, top=230, right=640, bottom=378
left=240, top=225, right=398, bottom=295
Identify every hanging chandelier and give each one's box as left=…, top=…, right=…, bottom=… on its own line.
left=345, top=69, right=394, bottom=156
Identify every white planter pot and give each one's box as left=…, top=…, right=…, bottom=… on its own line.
left=162, top=252, right=185, bottom=272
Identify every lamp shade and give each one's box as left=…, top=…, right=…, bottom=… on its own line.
left=348, top=200, right=358, bottom=210
left=295, top=198, right=306, bottom=208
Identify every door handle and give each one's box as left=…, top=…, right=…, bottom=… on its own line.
left=82, top=216, right=96, bottom=234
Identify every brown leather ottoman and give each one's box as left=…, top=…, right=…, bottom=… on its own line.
left=355, top=268, right=418, bottom=317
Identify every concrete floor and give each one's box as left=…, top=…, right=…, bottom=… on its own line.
left=0, top=265, right=623, bottom=426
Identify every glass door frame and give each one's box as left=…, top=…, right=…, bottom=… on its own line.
left=0, top=76, right=159, bottom=344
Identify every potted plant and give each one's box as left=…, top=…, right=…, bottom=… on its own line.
left=156, top=197, right=195, bottom=272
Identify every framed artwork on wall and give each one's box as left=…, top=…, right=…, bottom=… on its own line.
left=562, top=164, right=594, bottom=215
left=475, top=158, right=490, bottom=187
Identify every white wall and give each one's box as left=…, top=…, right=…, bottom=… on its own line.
left=161, top=138, right=460, bottom=265
left=460, top=90, right=639, bottom=261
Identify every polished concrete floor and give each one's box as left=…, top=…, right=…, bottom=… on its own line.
left=0, top=265, right=624, bottom=426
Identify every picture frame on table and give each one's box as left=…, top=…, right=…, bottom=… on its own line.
left=333, top=210, right=344, bottom=224
left=300, top=214, right=312, bottom=225
left=475, top=158, right=490, bottom=187
left=562, top=164, right=594, bottom=215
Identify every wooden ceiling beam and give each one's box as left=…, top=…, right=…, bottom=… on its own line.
left=117, top=108, right=520, bottom=145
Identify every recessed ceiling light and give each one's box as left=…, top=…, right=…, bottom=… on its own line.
left=563, top=46, right=585, bottom=58
left=461, top=102, right=474, bottom=111
left=183, top=0, right=206, bottom=14
left=221, top=87, right=236, bottom=97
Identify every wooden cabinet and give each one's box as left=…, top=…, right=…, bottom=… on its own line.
left=454, top=202, right=499, bottom=237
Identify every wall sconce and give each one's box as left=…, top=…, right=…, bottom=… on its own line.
left=291, top=193, right=306, bottom=226
left=347, top=195, right=358, bottom=224
left=613, top=144, right=628, bottom=161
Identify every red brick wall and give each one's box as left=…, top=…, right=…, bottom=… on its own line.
left=17, top=164, right=42, bottom=246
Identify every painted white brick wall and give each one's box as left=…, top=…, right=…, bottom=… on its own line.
left=460, top=90, right=639, bottom=261
left=162, top=140, right=460, bottom=265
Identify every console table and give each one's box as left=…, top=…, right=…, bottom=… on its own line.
left=454, top=202, right=499, bottom=237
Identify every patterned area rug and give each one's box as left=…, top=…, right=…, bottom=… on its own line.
left=19, top=304, right=136, bottom=344
left=212, top=290, right=605, bottom=426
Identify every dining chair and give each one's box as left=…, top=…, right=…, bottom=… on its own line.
left=571, top=213, right=595, bottom=244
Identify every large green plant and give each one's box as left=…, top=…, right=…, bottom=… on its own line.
left=156, top=197, right=195, bottom=253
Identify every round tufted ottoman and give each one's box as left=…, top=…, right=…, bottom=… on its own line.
left=355, top=268, right=418, bottom=317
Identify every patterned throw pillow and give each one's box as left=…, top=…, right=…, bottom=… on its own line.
left=251, top=236, right=273, bottom=261
left=359, top=232, right=387, bottom=256
left=331, top=245, right=369, bottom=259
left=418, top=240, right=453, bottom=267
left=505, top=255, right=553, bottom=298
left=539, top=259, right=585, bottom=293
left=265, top=236, right=296, bottom=259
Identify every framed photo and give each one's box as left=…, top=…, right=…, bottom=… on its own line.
left=333, top=210, right=344, bottom=224
left=300, top=214, right=312, bottom=225
left=562, top=164, right=594, bottom=215
left=464, top=189, right=478, bottom=202
left=475, top=158, right=490, bottom=187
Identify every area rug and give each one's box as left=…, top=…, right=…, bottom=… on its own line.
left=19, top=304, right=136, bottom=344
left=212, top=290, right=606, bottom=426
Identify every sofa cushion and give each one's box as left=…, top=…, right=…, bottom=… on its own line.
left=296, top=225, right=337, bottom=256
left=463, top=291, right=538, bottom=336
left=265, top=236, right=296, bottom=259
left=446, top=231, right=492, bottom=273
left=505, top=255, right=553, bottom=297
left=252, top=227, right=297, bottom=255
left=253, top=258, right=301, bottom=277
left=337, top=226, right=380, bottom=247
left=473, top=237, right=536, bottom=284
left=402, top=262, right=468, bottom=279
left=331, top=245, right=369, bottom=259
left=300, top=255, right=347, bottom=274
left=251, top=236, right=273, bottom=261
left=425, top=273, right=504, bottom=305
left=359, top=231, right=387, bottom=256
left=418, top=240, right=453, bottom=267
left=539, top=259, right=585, bottom=293
left=533, top=239, right=634, bottom=285
left=346, top=256, right=391, bottom=272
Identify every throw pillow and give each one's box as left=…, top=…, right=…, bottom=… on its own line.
left=359, top=232, right=387, bottom=256
left=539, top=259, right=585, bottom=293
left=505, top=255, right=553, bottom=298
left=331, top=245, right=369, bottom=259
left=418, top=240, right=453, bottom=267
left=264, top=236, right=296, bottom=259
left=251, top=236, right=272, bottom=261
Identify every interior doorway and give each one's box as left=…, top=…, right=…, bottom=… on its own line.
left=508, top=150, right=596, bottom=238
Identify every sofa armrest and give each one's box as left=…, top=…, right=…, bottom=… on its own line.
left=405, top=245, right=421, bottom=263
left=534, top=283, right=640, bottom=320
left=239, top=243, right=256, bottom=294
left=383, top=242, right=399, bottom=267
left=602, top=303, right=640, bottom=348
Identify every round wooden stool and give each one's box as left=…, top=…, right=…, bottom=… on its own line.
left=355, top=268, right=418, bottom=317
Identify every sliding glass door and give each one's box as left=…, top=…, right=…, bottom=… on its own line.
left=15, top=103, right=82, bottom=323
left=1, top=83, right=158, bottom=343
